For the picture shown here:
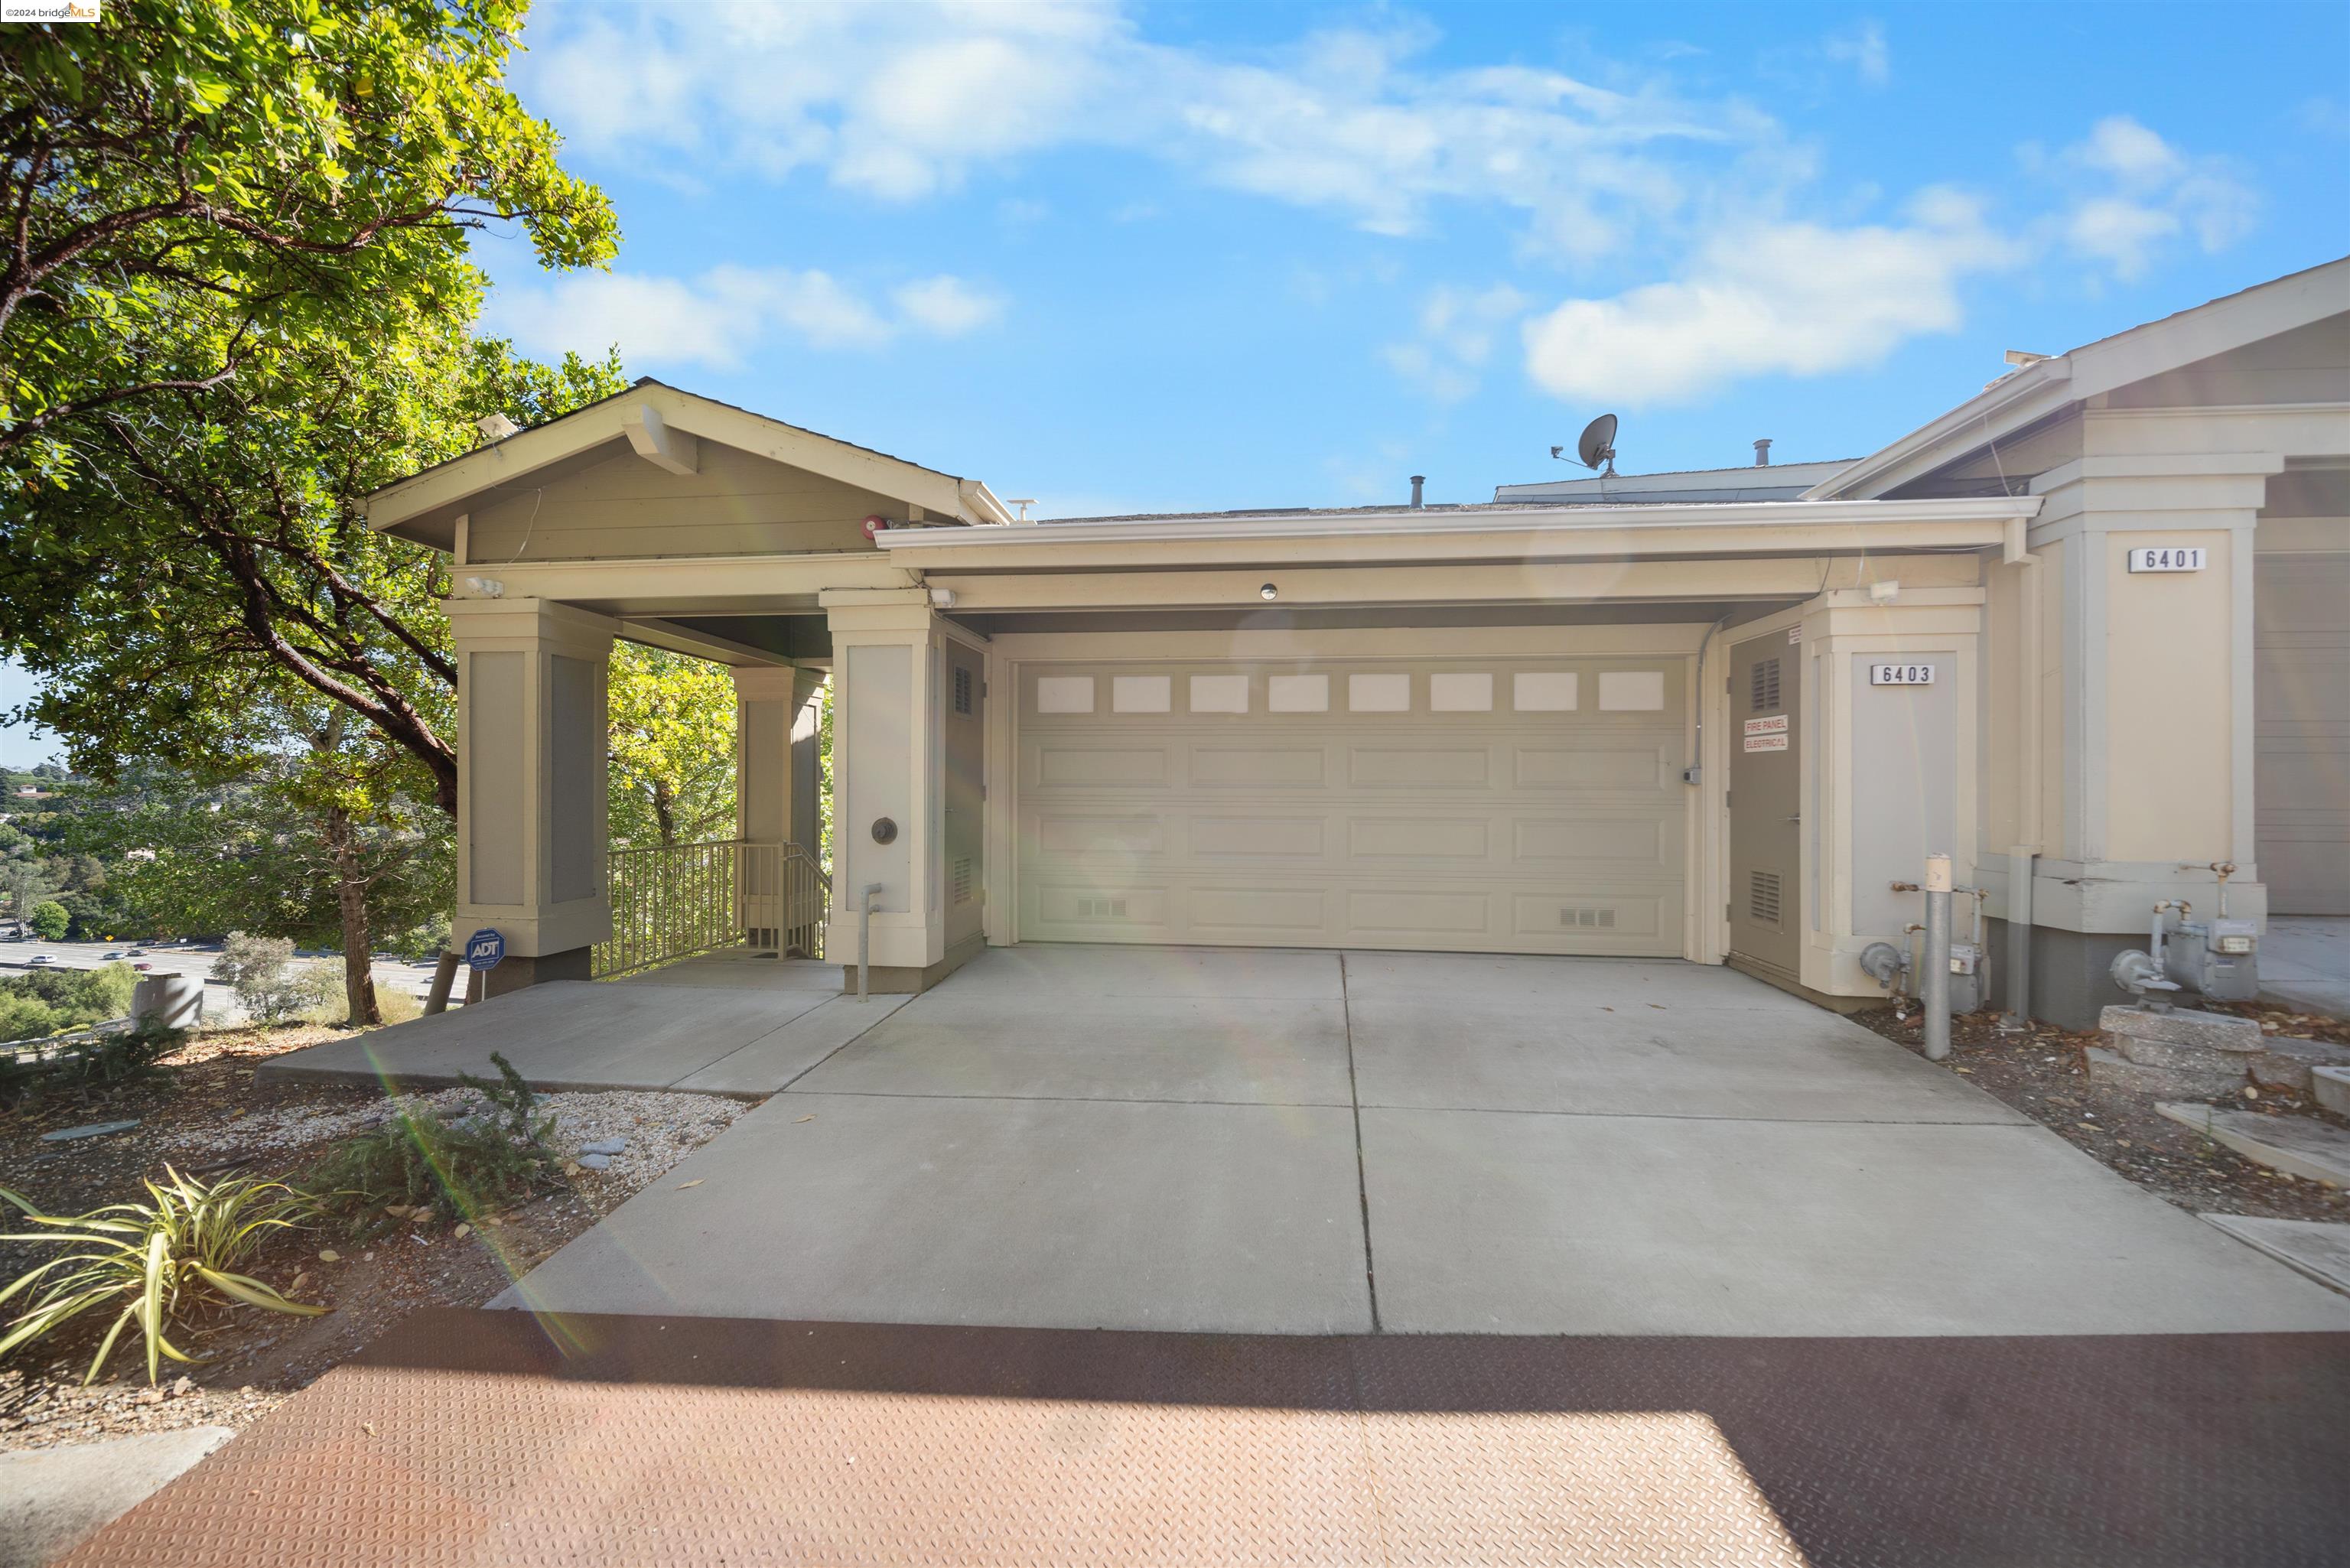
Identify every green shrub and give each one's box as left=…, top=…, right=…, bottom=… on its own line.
left=1, top=1169, right=327, bottom=1384
left=0, top=992, right=60, bottom=1044
left=210, top=932, right=337, bottom=1023
left=27, top=902, right=68, bottom=941
left=302, top=1052, right=559, bottom=1227
left=0, top=965, right=139, bottom=1032
left=0, top=1023, right=184, bottom=1111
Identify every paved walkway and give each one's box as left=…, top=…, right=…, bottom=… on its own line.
left=2262, top=915, right=2350, bottom=1019
left=494, top=946, right=2350, bottom=1337
left=259, top=954, right=910, bottom=1095
left=59, top=1309, right=2350, bottom=1567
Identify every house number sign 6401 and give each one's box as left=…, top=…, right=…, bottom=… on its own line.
left=2127, top=546, right=2206, bottom=572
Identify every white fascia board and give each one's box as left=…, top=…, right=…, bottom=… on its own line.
left=873, top=496, right=2036, bottom=552
left=1802, top=360, right=2073, bottom=500
left=369, top=381, right=994, bottom=540
left=1810, top=258, right=2350, bottom=502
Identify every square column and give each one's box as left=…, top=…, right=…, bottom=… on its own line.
left=1798, top=589, right=1984, bottom=997
left=448, top=597, right=618, bottom=996
left=732, top=662, right=828, bottom=954
left=821, top=590, right=975, bottom=992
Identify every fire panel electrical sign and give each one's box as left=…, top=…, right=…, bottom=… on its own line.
left=1868, top=663, right=1936, bottom=687
left=2127, top=546, right=2207, bottom=572
left=1743, top=714, right=1789, bottom=752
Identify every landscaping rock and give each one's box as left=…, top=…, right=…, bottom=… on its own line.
left=2159, top=1103, right=2350, bottom=1188
left=2315, top=1065, right=2350, bottom=1117
left=2100, top=1005, right=2262, bottom=1053
left=2084, top=1045, right=2242, bottom=1099
left=574, top=1152, right=612, bottom=1171
left=2245, top=1036, right=2350, bottom=1094
left=575, top=1137, right=627, bottom=1156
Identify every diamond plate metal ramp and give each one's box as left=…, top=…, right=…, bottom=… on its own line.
left=61, top=1311, right=2350, bottom=1566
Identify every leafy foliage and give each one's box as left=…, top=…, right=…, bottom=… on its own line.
left=26, top=901, right=68, bottom=941
left=0, top=0, right=617, bottom=477
left=0, top=1023, right=187, bottom=1111
left=607, top=645, right=739, bottom=848
left=0, top=1169, right=326, bottom=1385
left=302, top=1052, right=559, bottom=1227
left=0, top=961, right=138, bottom=1043
left=210, top=931, right=336, bottom=1023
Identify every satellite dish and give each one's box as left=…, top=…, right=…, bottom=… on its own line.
left=1576, top=413, right=1619, bottom=477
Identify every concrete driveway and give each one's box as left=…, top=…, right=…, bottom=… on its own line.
left=501, top=946, right=2350, bottom=1337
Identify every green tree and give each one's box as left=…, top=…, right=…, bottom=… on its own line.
left=2, top=860, right=53, bottom=938
left=0, top=0, right=616, bottom=477
left=28, top=901, right=68, bottom=941
left=607, top=646, right=737, bottom=849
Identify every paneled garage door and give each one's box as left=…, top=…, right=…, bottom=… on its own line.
left=1014, top=656, right=1689, bottom=955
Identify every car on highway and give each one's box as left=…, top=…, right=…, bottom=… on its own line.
left=132, top=961, right=154, bottom=971
left=26, top=954, right=55, bottom=967
left=125, top=948, right=148, bottom=957
left=103, top=950, right=127, bottom=959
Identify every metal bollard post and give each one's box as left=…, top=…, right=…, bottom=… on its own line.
left=1922, top=854, right=1953, bottom=1061
left=857, top=883, right=883, bottom=1001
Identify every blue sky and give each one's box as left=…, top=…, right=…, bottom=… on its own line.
left=7, top=0, right=2348, bottom=766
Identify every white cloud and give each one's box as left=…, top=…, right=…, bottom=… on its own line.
left=522, top=3, right=1753, bottom=258
left=1824, top=21, right=1890, bottom=87
left=487, top=266, right=1002, bottom=369
left=892, top=275, right=1007, bottom=337
left=1384, top=284, right=1528, bottom=402
left=1521, top=193, right=2020, bottom=405
left=2054, top=116, right=2257, bottom=280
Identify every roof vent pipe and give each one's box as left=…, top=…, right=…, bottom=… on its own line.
left=1409, top=474, right=1425, bottom=508
left=1753, top=438, right=1772, bottom=467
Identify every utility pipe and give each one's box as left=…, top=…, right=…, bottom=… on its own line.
left=857, top=883, right=884, bottom=1001
left=1922, top=854, right=1953, bottom=1061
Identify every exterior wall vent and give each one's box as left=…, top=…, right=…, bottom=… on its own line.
left=1751, top=657, right=1782, bottom=712
left=1076, top=896, right=1130, bottom=919
left=1749, top=870, right=1783, bottom=927
left=952, top=857, right=974, bottom=905
left=952, top=665, right=974, bottom=716
left=1560, top=906, right=1619, bottom=929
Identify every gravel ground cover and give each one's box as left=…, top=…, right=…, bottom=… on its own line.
left=1854, top=998, right=2350, bottom=1225
left=1, top=1021, right=756, bottom=1453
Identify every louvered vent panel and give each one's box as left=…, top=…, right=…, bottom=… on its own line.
left=952, top=666, right=974, bottom=716
left=1559, top=906, right=1619, bottom=929
left=1749, top=870, right=1783, bottom=927
left=1751, top=658, right=1782, bottom=711
left=952, top=857, right=973, bottom=905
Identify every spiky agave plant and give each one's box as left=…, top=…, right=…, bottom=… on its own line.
left=0, top=1169, right=329, bottom=1384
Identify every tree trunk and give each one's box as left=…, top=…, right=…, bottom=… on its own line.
left=653, top=780, right=678, bottom=847
left=324, top=805, right=382, bottom=1027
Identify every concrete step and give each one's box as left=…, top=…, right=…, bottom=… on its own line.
left=2316, top=1065, right=2350, bottom=1117
left=2245, top=1036, right=2350, bottom=1094
left=2085, top=1046, right=2241, bottom=1099
left=2202, top=1214, right=2350, bottom=1297
left=2159, top=1103, right=2350, bottom=1188
left=2101, top=1005, right=2262, bottom=1054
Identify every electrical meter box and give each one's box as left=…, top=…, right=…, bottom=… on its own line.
left=2161, top=918, right=2259, bottom=1002
left=1947, top=942, right=1986, bottom=1014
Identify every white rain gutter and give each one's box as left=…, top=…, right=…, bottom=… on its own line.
left=873, top=496, right=2038, bottom=551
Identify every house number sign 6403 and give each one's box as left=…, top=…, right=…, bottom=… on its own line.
left=1868, top=663, right=1936, bottom=686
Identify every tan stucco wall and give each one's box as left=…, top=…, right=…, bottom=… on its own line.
left=2102, top=529, right=2235, bottom=863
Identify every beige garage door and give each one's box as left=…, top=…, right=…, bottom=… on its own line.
left=1014, top=655, right=1689, bottom=955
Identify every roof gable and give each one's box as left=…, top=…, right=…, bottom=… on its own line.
left=369, top=379, right=1011, bottom=549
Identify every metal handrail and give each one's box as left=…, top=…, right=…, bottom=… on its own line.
left=594, top=838, right=828, bottom=978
